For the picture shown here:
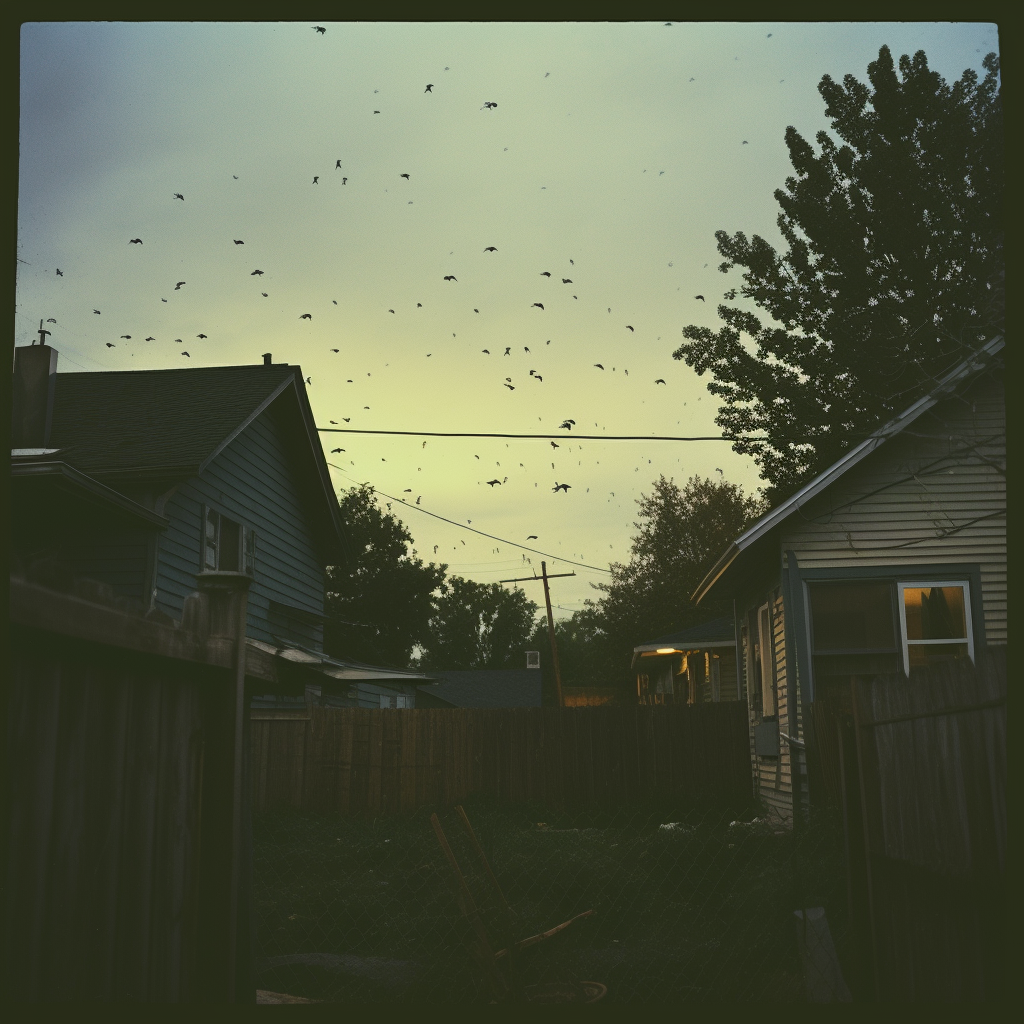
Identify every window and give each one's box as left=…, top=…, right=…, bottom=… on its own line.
left=379, top=693, right=413, bottom=709
left=707, top=652, right=722, bottom=703
left=202, top=506, right=255, bottom=575
left=898, top=582, right=974, bottom=674
left=758, top=603, right=776, bottom=717
left=807, top=579, right=975, bottom=691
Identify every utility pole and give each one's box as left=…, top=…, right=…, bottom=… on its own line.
left=499, top=562, right=575, bottom=707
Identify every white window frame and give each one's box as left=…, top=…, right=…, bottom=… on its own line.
left=758, top=602, right=776, bottom=717
left=897, top=580, right=975, bottom=676
left=707, top=652, right=722, bottom=703
left=202, top=505, right=256, bottom=576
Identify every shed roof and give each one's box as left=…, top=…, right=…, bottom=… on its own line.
left=416, top=669, right=543, bottom=708
left=693, top=335, right=1005, bottom=605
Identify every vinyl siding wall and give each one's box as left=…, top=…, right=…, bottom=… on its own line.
left=154, top=406, right=325, bottom=648
left=781, top=372, right=1006, bottom=644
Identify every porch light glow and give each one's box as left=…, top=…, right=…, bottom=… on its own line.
left=656, top=648, right=680, bottom=654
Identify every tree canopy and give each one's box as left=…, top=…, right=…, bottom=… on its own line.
left=324, top=484, right=447, bottom=667
left=534, top=475, right=765, bottom=701
left=416, top=575, right=539, bottom=671
left=674, top=46, right=1002, bottom=504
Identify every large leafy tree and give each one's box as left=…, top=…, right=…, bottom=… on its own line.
left=675, top=46, right=1002, bottom=505
left=536, top=475, right=764, bottom=701
left=417, top=576, right=539, bottom=670
left=324, top=484, right=447, bottom=667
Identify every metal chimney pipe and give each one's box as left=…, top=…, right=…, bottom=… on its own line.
left=262, top=353, right=272, bottom=366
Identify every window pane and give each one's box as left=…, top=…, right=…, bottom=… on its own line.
left=810, top=583, right=896, bottom=651
left=903, top=586, right=967, bottom=641
left=908, top=642, right=970, bottom=669
left=219, top=518, right=240, bottom=571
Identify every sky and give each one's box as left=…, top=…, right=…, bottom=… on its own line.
left=17, top=21, right=1000, bottom=618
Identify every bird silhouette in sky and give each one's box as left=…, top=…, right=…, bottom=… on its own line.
left=626, top=325, right=634, bottom=331
left=313, top=176, right=319, bottom=184
left=56, top=269, right=63, bottom=276
left=553, top=483, right=571, bottom=492
left=305, top=377, right=312, bottom=385
left=313, top=25, right=326, bottom=34
left=695, top=294, right=705, bottom=301
left=594, top=363, right=604, bottom=370
left=559, top=419, right=575, bottom=430
left=425, top=84, right=433, bottom=92
left=527, top=535, right=538, bottom=539
left=145, top=336, right=154, bottom=341
left=374, top=110, right=380, bottom=114
left=389, top=309, right=395, bottom=314
left=504, top=347, right=511, bottom=355
left=47, top=318, right=56, bottom=323
left=562, top=278, right=572, bottom=284
left=234, top=239, right=244, bottom=244
left=400, top=173, right=410, bottom=179
left=444, top=275, right=457, bottom=282
left=655, top=379, right=667, bottom=385
left=251, top=269, right=264, bottom=276
left=540, top=271, right=551, bottom=277
left=474, top=308, right=480, bottom=313
left=550, top=441, right=559, bottom=448
left=504, top=383, right=515, bottom=390
left=175, top=282, right=186, bottom=289
left=482, top=349, right=490, bottom=354
left=486, top=479, right=501, bottom=486
left=484, top=246, right=497, bottom=252
left=181, top=351, right=190, bottom=357
left=174, top=193, right=184, bottom=200
left=742, top=141, right=748, bottom=145
left=129, top=238, right=142, bottom=244
left=342, top=177, right=348, bottom=184
left=120, top=335, right=131, bottom=339
left=332, top=448, right=344, bottom=453
left=532, top=303, right=544, bottom=310
left=330, top=420, right=338, bottom=424
left=330, top=348, right=339, bottom=353
left=162, top=298, right=167, bottom=302
left=336, top=160, right=342, bottom=169
left=262, top=293, right=268, bottom=297
left=106, top=342, right=115, bottom=347
left=300, top=313, right=312, bottom=319
left=197, top=333, right=207, bottom=339
left=482, top=101, right=497, bottom=109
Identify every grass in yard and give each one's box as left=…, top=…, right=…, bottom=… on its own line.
left=252, top=795, right=849, bottom=1003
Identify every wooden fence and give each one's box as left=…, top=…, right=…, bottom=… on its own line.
left=808, top=647, right=1006, bottom=1001
left=251, top=702, right=752, bottom=816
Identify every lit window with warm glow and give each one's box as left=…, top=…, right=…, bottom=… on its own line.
left=898, top=582, right=974, bottom=674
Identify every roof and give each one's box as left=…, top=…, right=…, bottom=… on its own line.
left=416, top=669, right=543, bottom=708
left=43, top=359, right=347, bottom=564
left=49, top=363, right=297, bottom=476
left=693, top=335, right=1005, bottom=605
left=248, top=638, right=439, bottom=684
left=633, top=616, right=736, bottom=654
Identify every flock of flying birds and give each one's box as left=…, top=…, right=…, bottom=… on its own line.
left=34, top=21, right=756, bottom=564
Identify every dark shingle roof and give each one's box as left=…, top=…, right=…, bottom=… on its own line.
left=50, top=364, right=296, bottom=475
left=637, top=616, right=736, bottom=650
left=417, top=670, right=543, bottom=708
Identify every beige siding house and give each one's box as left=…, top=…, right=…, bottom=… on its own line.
left=692, top=337, right=1005, bottom=823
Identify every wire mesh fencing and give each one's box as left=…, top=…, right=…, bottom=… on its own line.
left=252, top=794, right=853, bottom=1004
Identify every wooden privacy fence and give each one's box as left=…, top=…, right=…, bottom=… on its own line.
left=251, top=702, right=752, bottom=816
left=808, top=647, right=1006, bottom=1002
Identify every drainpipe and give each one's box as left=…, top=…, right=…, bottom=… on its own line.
left=196, top=570, right=253, bottom=1002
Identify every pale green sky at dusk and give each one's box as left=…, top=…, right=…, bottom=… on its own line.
left=17, top=21, right=999, bottom=617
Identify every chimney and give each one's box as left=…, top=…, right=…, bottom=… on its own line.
left=262, top=353, right=272, bottom=366
left=12, top=344, right=59, bottom=448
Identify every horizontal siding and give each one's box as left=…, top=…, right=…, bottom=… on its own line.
left=155, top=406, right=326, bottom=647
left=783, top=373, right=1006, bottom=644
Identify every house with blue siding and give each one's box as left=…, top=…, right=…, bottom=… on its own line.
left=11, top=345, right=346, bottom=652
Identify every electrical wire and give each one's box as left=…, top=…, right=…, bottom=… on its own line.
left=319, top=428, right=769, bottom=442
left=326, top=461, right=613, bottom=574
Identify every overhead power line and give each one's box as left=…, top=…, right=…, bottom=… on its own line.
left=318, top=427, right=768, bottom=442
left=326, top=461, right=613, bottom=574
